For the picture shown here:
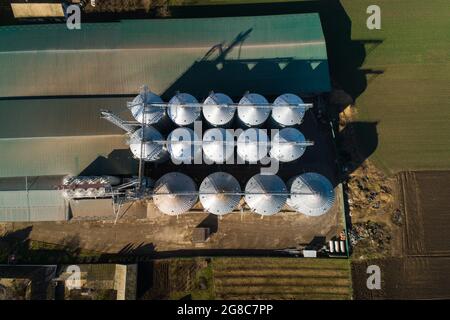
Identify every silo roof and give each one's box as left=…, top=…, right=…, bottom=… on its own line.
left=0, top=13, right=330, bottom=98
left=244, top=174, right=287, bottom=216
left=269, top=128, right=307, bottom=162
left=202, top=128, right=235, bottom=164
left=203, top=93, right=235, bottom=127
left=199, top=172, right=241, bottom=215
left=153, top=172, right=198, bottom=215
left=287, top=173, right=335, bottom=216
left=167, top=93, right=200, bottom=126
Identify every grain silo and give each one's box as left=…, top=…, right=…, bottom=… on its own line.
left=237, top=128, right=269, bottom=163
left=167, top=92, right=201, bottom=126
left=128, top=127, right=169, bottom=162
left=167, top=127, right=201, bottom=164
left=271, top=93, right=306, bottom=127
left=244, top=174, right=287, bottom=216
left=237, top=93, right=270, bottom=127
left=287, top=172, right=335, bottom=216
left=152, top=172, right=198, bottom=215
left=128, top=87, right=166, bottom=125
left=269, top=128, right=309, bottom=162
left=199, top=172, right=241, bottom=215
left=202, top=92, right=236, bottom=127
left=202, top=128, right=235, bottom=164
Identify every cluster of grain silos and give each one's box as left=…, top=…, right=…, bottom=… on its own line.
left=128, top=89, right=310, bottom=128
left=121, top=88, right=316, bottom=164
left=100, top=86, right=336, bottom=217
left=148, top=172, right=334, bottom=216
left=61, top=176, right=120, bottom=199
left=127, top=126, right=312, bottom=164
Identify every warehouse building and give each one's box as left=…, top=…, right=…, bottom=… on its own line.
left=0, top=176, right=69, bottom=222
left=0, top=13, right=332, bottom=221
left=0, top=13, right=330, bottom=98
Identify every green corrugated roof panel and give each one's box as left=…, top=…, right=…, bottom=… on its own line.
left=0, top=14, right=325, bottom=51
left=0, top=13, right=330, bottom=98
left=0, top=97, right=130, bottom=138
left=0, top=190, right=68, bottom=222
left=0, top=135, right=135, bottom=178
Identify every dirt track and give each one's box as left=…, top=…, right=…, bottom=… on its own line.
left=3, top=194, right=342, bottom=254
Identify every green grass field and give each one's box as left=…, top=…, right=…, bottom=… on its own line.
left=340, top=0, right=450, bottom=173
left=166, top=0, right=450, bottom=173
left=152, top=257, right=352, bottom=300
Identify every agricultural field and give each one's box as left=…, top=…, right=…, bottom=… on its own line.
left=339, top=0, right=450, bottom=173
left=397, top=171, right=450, bottom=256
left=352, top=257, right=450, bottom=300
left=352, top=171, right=450, bottom=299
left=142, top=258, right=215, bottom=300
left=213, top=257, right=352, bottom=300
left=156, top=0, right=450, bottom=173
left=143, top=257, right=352, bottom=300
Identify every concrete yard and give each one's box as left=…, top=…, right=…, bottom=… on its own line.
left=3, top=192, right=342, bottom=254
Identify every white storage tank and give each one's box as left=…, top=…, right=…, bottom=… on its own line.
left=237, top=128, right=269, bottom=163
left=269, top=128, right=308, bottom=162
left=287, top=173, right=335, bottom=216
left=202, top=92, right=235, bottom=127
left=85, top=188, right=97, bottom=198
left=199, top=172, right=241, bottom=215
left=334, top=241, right=340, bottom=253
left=202, top=128, right=235, bottom=164
left=271, top=93, right=306, bottom=127
left=167, top=93, right=201, bottom=126
left=237, top=93, right=270, bottom=127
left=340, top=241, right=346, bottom=253
left=74, top=188, right=87, bottom=198
left=128, top=127, right=169, bottom=163
left=244, top=174, right=287, bottom=216
left=167, top=127, right=201, bottom=164
left=152, top=172, right=198, bottom=215
left=129, top=88, right=165, bottom=125
left=96, top=187, right=107, bottom=197
left=62, top=188, right=76, bottom=199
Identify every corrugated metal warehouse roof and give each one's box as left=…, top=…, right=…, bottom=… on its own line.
left=0, top=135, right=134, bottom=178
left=0, top=97, right=133, bottom=177
left=0, top=175, right=64, bottom=191
left=0, top=97, right=129, bottom=138
left=0, top=13, right=330, bottom=179
left=0, top=189, right=68, bottom=222
left=0, top=13, right=330, bottom=98
left=0, top=176, right=68, bottom=222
